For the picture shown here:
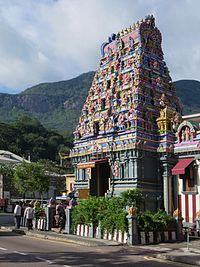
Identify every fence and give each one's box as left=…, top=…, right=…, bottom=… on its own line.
left=139, top=231, right=177, bottom=244
left=182, top=221, right=200, bottom=250
left=76, top=224, right=128, bottom=243
left=19, top=207, right=179, bottom=245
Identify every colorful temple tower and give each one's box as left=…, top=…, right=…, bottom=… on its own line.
left=70, top=15, right=182, bottom=211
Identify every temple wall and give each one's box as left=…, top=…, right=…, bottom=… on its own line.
left=176, top=159, right=200, bottom=223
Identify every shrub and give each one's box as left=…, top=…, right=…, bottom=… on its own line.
left=138, top=209, right=176, bottom=232
left=34, top=207, right=45, bottom=219
left=71, top=197, right=108, bottom=229
left=100, top=197, right=128, bottom=234
left=71, top=196, right=128, bottom=234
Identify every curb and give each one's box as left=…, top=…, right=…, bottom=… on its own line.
left=6, top=227, right=121, bottom=247
left=156, top=252, right=200, bottom=266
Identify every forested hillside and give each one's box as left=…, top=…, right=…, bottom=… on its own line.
left=0, top=116, right=71, bottom=161
left=0, top=71, right=95, bottom=135
left=173, top=80, right=200, bottom=115
left=0, top=72, right=199, bottom=136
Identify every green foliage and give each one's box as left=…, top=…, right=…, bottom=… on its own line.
left=137, top=209, right=176, bottom=232
left=173, top=80, right=200, bottom=115
left=71, top=196, right=128, bottom=234
left=0, top=164, right=14, bottom=176
left=34, top=207, right=45, bottom=219
left=100, top=197, right=128, bottom=234
left=0, top=115, right=70, bottom=162
left=0, top=71, right=95, bottom=134
left=13, top=161, right=50, bottom=198
left=120, top=189, right=144, bottom=211
left=72, top=197, right=105, bottom=228
left=0, top=164, right=19, bottom=196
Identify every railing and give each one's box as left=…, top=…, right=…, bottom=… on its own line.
left=182, top=222, right=200, bottom=250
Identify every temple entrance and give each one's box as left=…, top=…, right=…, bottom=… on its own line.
left=90, top=161, right=110, bottom=196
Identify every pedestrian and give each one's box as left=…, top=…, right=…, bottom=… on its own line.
left=69, top=197, right=77, bottom=208
left=55, top=201, right=66, bottom=233
left=24, top=204, right=34, bottom=230
left=14, top=201, right=22, bottom=229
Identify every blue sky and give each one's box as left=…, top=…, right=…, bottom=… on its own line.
left=0, top=0, right=199, bottom=93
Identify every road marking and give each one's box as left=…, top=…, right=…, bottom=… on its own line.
left=0, top=247, right=7, bottom=251
left=13, top=251, right=28, bottom=255
left=36, top=257, right=53, bottom=264
left=63, top=265, right=72, bottom=267
left=144, top=256, right=190, bottom=266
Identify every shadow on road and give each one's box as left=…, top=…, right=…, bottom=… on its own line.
left=0, top=231, right=23, bottom=237
left=0, top=246, right=177, bottom=266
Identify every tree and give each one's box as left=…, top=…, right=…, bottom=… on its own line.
left=14, top=162, right=34, bottom=198
left=13, top=161, right=50, bottom=200
left=120, top=189, right=144, bottom=211
left=0, top=164, right=18, bottom=197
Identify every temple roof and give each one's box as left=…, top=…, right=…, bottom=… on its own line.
left=73, top=15, right=182, bottom=144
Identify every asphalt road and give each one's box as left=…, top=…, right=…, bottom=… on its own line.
left=0, top=230, right=193, bottom=267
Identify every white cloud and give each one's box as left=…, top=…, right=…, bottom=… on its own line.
left=0, top=0, right=199, bottom=93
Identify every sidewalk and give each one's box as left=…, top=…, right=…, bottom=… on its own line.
left=156, top=247, right=200, bottom=266
left=138, top=238, right=200, bottom=266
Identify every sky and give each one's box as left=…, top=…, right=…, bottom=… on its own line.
left=0, top=0, right=199, bottom=93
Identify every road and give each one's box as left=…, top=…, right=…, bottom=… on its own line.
left=0, top=230, right=193, bottom=267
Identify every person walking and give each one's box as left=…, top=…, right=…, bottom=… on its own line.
left=14, top=201, right=22, bottom=229
left=24, top=204, right=34, bottom=230
left=55, top=201, right=66, bottom=233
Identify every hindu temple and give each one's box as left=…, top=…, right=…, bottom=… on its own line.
left=70, top=15, right=183, bottom=212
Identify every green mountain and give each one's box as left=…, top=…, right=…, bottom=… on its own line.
left=0, top=116, right=67, bottom=161
left=0, top=73, right=199, bottom=135
left=173, top=80, right=200, bottom=115
left=0, top=71, right=95, bottom=136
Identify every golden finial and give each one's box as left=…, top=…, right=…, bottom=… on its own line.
left=131, top=24, right=135, bottom=31
left=128, top=25, right=132, bottom=33
left=136, top=21, right=139, bottom=28
left=124, top=27, right=128, bottom=35
left=120, top=29, right=124, bottom=37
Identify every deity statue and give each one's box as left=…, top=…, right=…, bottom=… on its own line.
left=159, top=93, right=168, bottom=108
left=116, top=35, right=124, bottom=51
left=181, top=129, right=185, bottom=142
left=171, top=112, right=182, bottom=131
left=128, top=207, right=137, bottom=216
left=185, top=127, right=190, bottom=142
left=113, top=161, right=119, bottom=177
left=173, top=208, right=182, bottom=219
left=123, top=73, right=130, bottom=85
left=99, top=118, right=105, bottom=132
left=121, top=92, right=128, bottom=106
left=128, top=36, right=134, bottom=52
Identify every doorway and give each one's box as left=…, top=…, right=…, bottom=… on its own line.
left=90, top=161, right=110, bottom=196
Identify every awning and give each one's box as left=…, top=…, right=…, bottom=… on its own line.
left=172, top=158, right=195, bottom=175
left=77, top=159, right=108, bottom=169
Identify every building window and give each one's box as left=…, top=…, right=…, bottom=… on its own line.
left=182, top=166, right=196, bottom=193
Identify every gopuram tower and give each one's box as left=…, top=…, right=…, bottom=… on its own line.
left=70, top=15, right=182, bottom=212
